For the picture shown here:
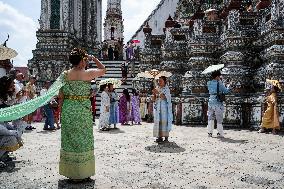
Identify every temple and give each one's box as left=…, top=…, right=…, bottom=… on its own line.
left=28, top=0, right=102, bottom=81
left=133, top=0, right=284, bottom=128
left=102, top=0, right=124, bottom=60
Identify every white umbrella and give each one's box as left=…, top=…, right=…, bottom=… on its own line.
left=137, top=69, right=172, bottom=79
left=0, top=45, right=18, bottom=60
left=201, top=64, right=224, bottom=74
left=155, top=71, right=172, bottom=79
left=204, top=8, right=217, bottom=13
left=99, top=78, right=122, bottom=88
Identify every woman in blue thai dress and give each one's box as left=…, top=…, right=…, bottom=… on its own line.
left=58, top=48, right=106, bottom=182
left=152, top=76, right=173, bottom=143
left=108, top=83, right=119, bottom=129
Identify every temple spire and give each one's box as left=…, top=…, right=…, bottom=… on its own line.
left=104, top=0, right=124, bottom=58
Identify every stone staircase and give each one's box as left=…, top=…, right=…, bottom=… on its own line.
left=89, top=61, right=139, bottom=115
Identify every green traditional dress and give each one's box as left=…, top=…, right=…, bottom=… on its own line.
left=59, top=80, right=95, bottom=179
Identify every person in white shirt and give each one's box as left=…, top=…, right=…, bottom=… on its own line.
left=14, top=73, right=27, bottom=104
left=13, top=73, right=31, bottom=131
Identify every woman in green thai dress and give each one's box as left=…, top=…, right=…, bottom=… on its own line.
left=58, top=48, right=106, bottom=181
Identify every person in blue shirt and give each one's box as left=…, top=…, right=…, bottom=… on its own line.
left=207, top=70, right=230, bottom=137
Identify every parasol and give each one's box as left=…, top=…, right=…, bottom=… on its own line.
left=266, top=79, right=283, bottom=91
left=137, top=69, right=172, bottom=79
left=204, top=8, right=217, bottom=13
left=99, top=78, right=122, bottom=88
left=201, top=64, right=224, bottom=75
left=0, top=45, right=18, bottom=60
left=155, top=71, right=172, bottom=79
left=132, top=39, right=140, bottom=44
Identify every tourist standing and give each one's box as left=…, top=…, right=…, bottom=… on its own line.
left=51, top=97, right=61, bottom=129
left=207, top=70, right=230, bottom=138
left=126, top=42, right=135, bottom=77
left=119, top=89, right=131, bottom=125
left=40, top=82, right=56, bottom=131
left=14, top=73, right=27, bottom=104
left=58, top=48, right=106, bottom=181
left=98, top=84, right=110, bottom=131
left=123, top=43, right=128, bottom=60
left=108, top=83, right=119, bottom=129
left=114, top=45, right=119, bottom=60
left=131, top=89, right=142, bottom=125
left=121, top=61, right=129, bottom=84
left=14, top=73, right=30, bottom=130
left=90, top=89, right=96, bottom=123
left=108, top=45, right=114, bottom=60
left=152, top=76, right=173, bottom=143
left=25, top=76, right=37, bottom=130
left=258, top=81, right=281, bottom=134
left=139, top=93, right=147, bottom=120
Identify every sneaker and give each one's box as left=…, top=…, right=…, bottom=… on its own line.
left=208, top=133, right=213, bottom=137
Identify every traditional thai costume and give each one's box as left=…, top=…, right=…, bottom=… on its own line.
left=59, top=78, right=95, bottom=179
left=261, top=92, right=280, bottom=130
left=119, top=94, right=130, bottom=124
left=131, top=95, right=141, bottom=124
left=0, top=72, right=95, bottom=179
left=139, top=97, right=147, bottom=119
left=98, top=91, right=110, bottom=130
left=153, top=86, right=173, bottom=137
left=109, top=91, right=119, bottom=125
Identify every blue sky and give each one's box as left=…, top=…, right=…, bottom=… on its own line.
left=0, top=0, right=160, bottom=67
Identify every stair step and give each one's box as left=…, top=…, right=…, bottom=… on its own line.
left=92, top=61, right=139, bottom=116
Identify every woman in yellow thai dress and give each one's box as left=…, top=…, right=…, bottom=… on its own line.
left=259, top=80, right=282, bottom=134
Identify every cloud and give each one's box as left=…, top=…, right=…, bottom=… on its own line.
left=0, top=1, right=38, bottom=67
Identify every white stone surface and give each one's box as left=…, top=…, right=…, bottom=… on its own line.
left=1, top=122, right=284, bottom=188
left=130, top=0, right=179, bottom=48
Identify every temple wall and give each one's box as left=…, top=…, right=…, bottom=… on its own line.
left=130, top=0, right=179, bottom=48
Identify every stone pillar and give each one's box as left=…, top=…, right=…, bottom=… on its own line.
left=74, top=0, right=82, bottom=38
left=39, top=0, right=50, bottom=30
left=60, top=0, right=69, bottom=31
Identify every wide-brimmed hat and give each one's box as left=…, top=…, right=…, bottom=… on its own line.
left=0, top=45, right=18, bottom=60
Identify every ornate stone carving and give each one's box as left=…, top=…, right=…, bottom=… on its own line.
left=29, top=0, right=102, bottom=81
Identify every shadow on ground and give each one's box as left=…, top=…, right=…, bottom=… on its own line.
left=145, top=142, right=186, bottom=153
left=218, top=137, right=248, bottom=144
left=58, top=179, right=96, bottom=189
left=36, top=130, right=58, bottom=134
left=0, top=161, right=20, bottom=173
left=98, top=128, right=125, bottom=134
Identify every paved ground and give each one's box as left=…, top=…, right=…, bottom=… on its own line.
left=0, top=121, right=284, bottom=189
